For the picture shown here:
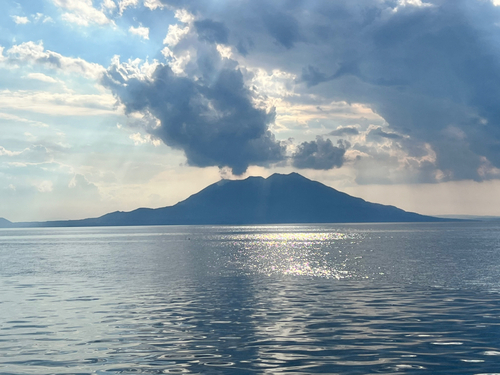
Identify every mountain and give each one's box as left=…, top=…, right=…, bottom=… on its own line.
left=16, top=173, right=446, bottom=227
left=0, top=218, right=12, bottom=228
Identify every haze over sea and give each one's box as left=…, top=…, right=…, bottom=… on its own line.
left=2, top=222, right=500, bottom=374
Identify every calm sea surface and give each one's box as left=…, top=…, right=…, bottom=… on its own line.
left=1, top=222, right=500, bottom=374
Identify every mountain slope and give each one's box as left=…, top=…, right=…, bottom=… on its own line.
left=18, top=173, right=444, bottom=227
left=0, top=218, right=12, bottom=228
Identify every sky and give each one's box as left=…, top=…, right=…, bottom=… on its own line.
left=2, top=0, right=500, bottom=222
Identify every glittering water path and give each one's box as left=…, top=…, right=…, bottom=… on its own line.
left=1, top=223, right=500, bottom=374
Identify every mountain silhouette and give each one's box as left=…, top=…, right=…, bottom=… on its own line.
left=14, top=173, right=445, bottom=227
left=0, top=217, right=12, bottom=228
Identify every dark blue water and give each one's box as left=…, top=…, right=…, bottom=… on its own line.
left=1, top=223, right=500, bottom=374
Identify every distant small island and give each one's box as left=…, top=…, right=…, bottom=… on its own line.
left=1, top=173, right=451, bottom=228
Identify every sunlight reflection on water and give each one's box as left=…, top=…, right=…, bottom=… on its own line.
left=222, top=230, right=365, bottom=278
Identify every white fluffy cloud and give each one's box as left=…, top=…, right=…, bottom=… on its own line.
left=0, top=146, right=21, bottom=157
left=129, top=25, right=149, bottom=39
left=11, top=16, right=30, bottom=24
left=144, top=0, right=164, bottom=10
left=3, top=41, right=105, bottom=79
left=53, top=0, right=113, bottom=26
left=101, top=0, right=117, bottom=11
left=129, top=132, right=161, bottom=146
left=118, top=0, right=139, bottom=15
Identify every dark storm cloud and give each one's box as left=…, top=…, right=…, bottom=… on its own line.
left=262, top=9, right=301, bottom=49
left=292, top=137, right=349, bottom=170
left=300, top=66, right=331, bottom=88
left=308, top=0, right=500, bottom=181
left=235, top=38, right=253, bottom=56
left=194, top=19, right=229, bottom=44
left=300, top=63, right=361, bottom=87
left=102, top=61, right=285, bottom=175
left=329, top=126, right=360, bottom=137
left=367, top=127, right=403, bottom=140
left=148, top=0, right=500, bottom=180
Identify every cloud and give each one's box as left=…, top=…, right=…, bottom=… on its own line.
left=3, top=41, right=105, bottom=79
left=395, top=0, right=434, bottom=10
left=68, top=174, right=98, bottom=192
left=0, top=146, right=21, bottom=157
left=292, top=136, right=348, bottom=170
left=31, top=13, right=54, bottom=23
left=101, top=0, right=117, bottom=11
left=129, top=132, right=161, bottom=146
left=156, top=0, right=500, bottom=182
left=350, top=140, right=440, bottom=185
left=0, top=112, right=49, bottom=127
left=37, top=180, right=53, bottom=193
left=300, top=65, right=332, bottom=88
left=262, top=7, right=301, bottom=49
left=0, top=145, right=56, bottom=166
left=367, top=127, right=403, bottom=140
left=118, top=0, right=139, bottom=15
left=129, top=25, right=150, bottom=39
left=329, top=126, right=360, bottom=137
left=11, top=16, right=30, bottom=24
left=194, top=19, right=229, bottom=44
left=25, top=72, right=59, bottom=83
left=102, top=53, right=285, bottom=175
left=53, top=0, right=113, bottom=26
left=144, top=0, right=165, bottom=10
left=0, top=90, right=116, bottom=116
left=0, top=165, right=103, bottom=221
left=21, top=0, right=481, bottom=183
left=163, top=26, right=189, bottom=48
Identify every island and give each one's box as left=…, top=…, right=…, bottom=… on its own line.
left=0, top=173, right=451, bottom=228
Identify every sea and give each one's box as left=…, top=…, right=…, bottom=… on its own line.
left=1, top=222, right=500, bottom=374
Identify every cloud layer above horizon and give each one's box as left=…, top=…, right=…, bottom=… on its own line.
left=2, top=0, right=500, bottom=220
left=100, top=0, right=500, bottom=181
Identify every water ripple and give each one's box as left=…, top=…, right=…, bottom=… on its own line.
left=1, top=223, right=500, bottom=373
